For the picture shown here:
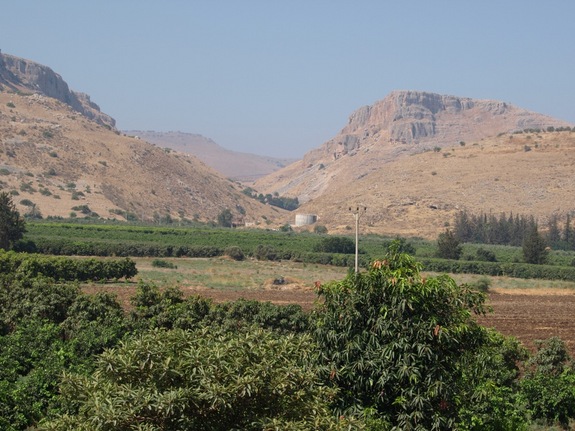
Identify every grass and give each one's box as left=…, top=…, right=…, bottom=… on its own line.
left=130, top=257, right=350, bottom=291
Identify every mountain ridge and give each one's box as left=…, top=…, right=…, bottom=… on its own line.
left=0, top=51, right=283, bottom=226
left=124, top=130, right=296, bottom=181
left=254, top=91, right=574, bottom=238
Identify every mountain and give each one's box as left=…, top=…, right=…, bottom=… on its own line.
left=0, top=50, right=115, bottom=128
left=255, top=91, right=574, bottom=238
left=124, top=130, right=296, bottom=181
left=0, top=51, right=283, bottom=225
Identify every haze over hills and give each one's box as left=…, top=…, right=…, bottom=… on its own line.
left=255, top=91, right=574, bottom=238
left=0, top=51, right=284, bottom=225
left=124, top=130, right=296, bottom=181
left=2, top=50, right=574, bottom=239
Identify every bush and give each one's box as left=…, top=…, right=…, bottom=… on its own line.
left=39, top=327, right=357, bottom=430
left=313, top=236, right=355, bottom=254
left=151, top=259, right=177, bottom=269
left=224, top=246, right=244, bottom=261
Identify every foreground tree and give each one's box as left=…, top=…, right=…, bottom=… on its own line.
left=40, top=326, right=361, bottom=430
left=0, top=192, right=26, bottom=250
left=313, top=242, right=493, bottom=429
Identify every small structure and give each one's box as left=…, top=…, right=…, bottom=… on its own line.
left=295, top=213, right=317, bottom=226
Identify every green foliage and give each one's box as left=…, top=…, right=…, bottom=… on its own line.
left=224, top=245, right=245, bottom=261
left=217, top=208, right=233, bottom=227
left=522, top=226, right=549, bottom=264
left=243, top=189, right=300, bottom=211
left=313, top=236, right=355, bottom=254
left=420, top=257, right=575, bottom=281
left=437, top=228, right=463, bottom=259
left=313, top=242, right=489, bottom=428
left=254, top=243, right=279, bottom=261
left=476, top=247, right=497, bottom=262
left=39, top=327, right=356, bottom=430
left=519, top=337, right=575, bottom=428
left=456, top=330, right=529, bottom=430
left=0, top=192, right=26, bottom=250
left=454, top=210, right=538, bottom=247
left=0, top=251, right=137, bottom=282
left=151, top=258, right=177, bottom=269
left=314, top=224, right=328, bottom=234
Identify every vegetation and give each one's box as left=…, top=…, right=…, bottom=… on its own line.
left=0, top=242, right=574, bottom=429
left=0, top=192, right=26, bottom=250
left=314, top=243, right=498, bottom=429
left=242, top=187, right=300, bottom=211
left=436, top=228, right=462, bottom=260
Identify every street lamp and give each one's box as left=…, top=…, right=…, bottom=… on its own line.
left=349, top=206, right=367, bottom=273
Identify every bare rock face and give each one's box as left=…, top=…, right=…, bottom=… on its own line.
left=342, top=90, right=567, bottom=144
left=0, top=50, right=115, bottom=128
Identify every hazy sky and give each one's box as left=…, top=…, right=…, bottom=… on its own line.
left=2, top=1, right=574, bottom=158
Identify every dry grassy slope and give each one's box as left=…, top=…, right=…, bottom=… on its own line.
left=124, top=130, right=296, bottom=182
left=284, top=131, right=575, bottom=238
left=0, top=90, right=285, bottom=225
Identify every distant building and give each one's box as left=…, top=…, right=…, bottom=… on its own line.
left=295, top=214, right=317, bottom=226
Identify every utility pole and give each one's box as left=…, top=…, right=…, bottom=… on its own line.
left=349, top=206, right=367, bottom=273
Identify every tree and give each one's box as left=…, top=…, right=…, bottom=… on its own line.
left=40, top=327, right=361, bottom=430
left=313, top=236, right=355, bottom=254
left=520, top=337, right=575, bottom=428
left=313, top=242, right=490, bottom=429
left=216, top=208, right=233, bottom=228
left=437, top=228, right=463, bottom=259
left=0, top=192, right=26, bottom=250
left=522, top=226, right=548, bottom=264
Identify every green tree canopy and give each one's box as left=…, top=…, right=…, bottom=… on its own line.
left=522, top=225, right=548, bottom=264
left=313, top=242, right=490, bottom=429
left=216, top=208, right=233, bottom=228
left=39, top=327, right=360, bottom=430
left=0, top=192, right=26, bottom=250
left=436, top=228, right=463, bottom=260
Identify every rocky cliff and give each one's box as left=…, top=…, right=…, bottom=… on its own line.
left=302, top=90, right=570, bottom=166
left=0, top=50, right=115, bottom=128
left=253, top=90, right=574, bottom=238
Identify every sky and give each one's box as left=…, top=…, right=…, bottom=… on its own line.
left=1, top=1, right=574, bottom=158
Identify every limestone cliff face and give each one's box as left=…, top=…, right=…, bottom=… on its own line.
left=300, top=90, right=570, bottom=167
left=0, top=50, right=115, bottom=127
left=255, top=90, right=573, bottom=207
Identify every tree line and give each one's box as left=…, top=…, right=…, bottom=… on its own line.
left=453, top=210, right=575, bottom=251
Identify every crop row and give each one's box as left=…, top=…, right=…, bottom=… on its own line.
left=421, top=258, right=575, bottom=282
left=0, top=251, right=137, bottom=282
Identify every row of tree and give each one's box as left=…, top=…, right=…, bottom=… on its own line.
left=453, top=210, right=575, bottom=251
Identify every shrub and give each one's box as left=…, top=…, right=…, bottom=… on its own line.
left=151, top=259, right=177, bottom=269
left=313, top=236, right=355, bottom=254
left=224, top=246, right=245, bottom=261
left=40, top=327, right=356, bottom=430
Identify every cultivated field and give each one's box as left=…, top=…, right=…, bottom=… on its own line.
left=84, top=257, right=575, bottom=355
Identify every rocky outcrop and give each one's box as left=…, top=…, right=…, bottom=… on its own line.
left=0, top=50, right=115, bottom=128
left=342, top=90, right=568, bottom=145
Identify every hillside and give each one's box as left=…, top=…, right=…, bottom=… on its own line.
left=125, top=130, right=296, bottom=181
left=255, top=91, right=574, bottom=238
left=0, top=52, right=284, bottom=225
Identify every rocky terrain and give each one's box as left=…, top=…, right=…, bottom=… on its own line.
left=125, top=130, right=296, bottom=181
left=0, top=52, right=283, bottom=225
left=2, top=51, right=574, bottom=239
left=255, top=91, right=574, bottom=238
